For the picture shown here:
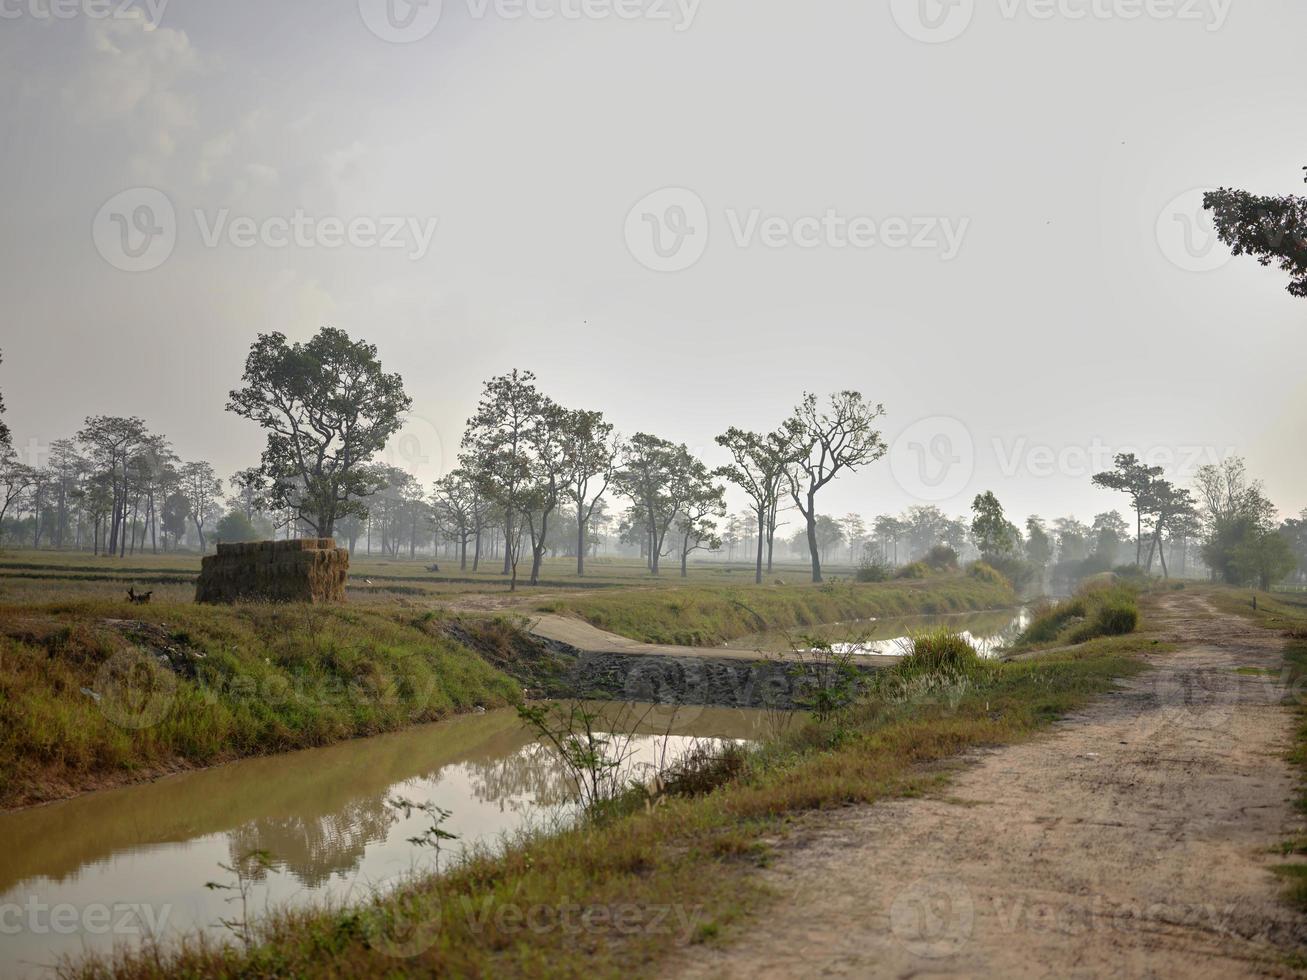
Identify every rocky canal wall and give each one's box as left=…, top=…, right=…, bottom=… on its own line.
left=560, top=650, right=884, bottom=710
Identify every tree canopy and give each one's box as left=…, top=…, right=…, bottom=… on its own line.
left=227, top=327, right=411, bottom=538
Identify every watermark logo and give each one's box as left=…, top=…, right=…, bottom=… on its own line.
left=359, top=0, right=444, bottom=43
left=360, top=0, right=700, bottom=41
left=384, top=412, right=447, bottom=477
left=624, top=187, right=709, bottom=273
left=364, top=894, right=443, bottom=958
left=93, top=188, right=440, bottom=271
left=1156, top=187, right=1232, bottom=273
left=889, top=875, right=974, bottom=958
left=889, top=416, right=975, bottom=503
left=93, top=187, right=177, bottom=273
left=890, top=0, right=975, bottom=44
left=624, top=188, right=969, bottom=272
left=94, top=647, right=178, bottom=730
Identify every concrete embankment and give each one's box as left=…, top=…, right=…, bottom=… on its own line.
left=526, top=614, right=895, bottom=709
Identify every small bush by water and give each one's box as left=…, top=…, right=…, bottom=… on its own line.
left=1018, top=582, right=1140, bottom=647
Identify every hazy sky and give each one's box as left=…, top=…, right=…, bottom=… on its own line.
left=2, top=0, right=1304, bottom=530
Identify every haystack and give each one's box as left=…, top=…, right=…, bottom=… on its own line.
left=195, top=538, right=349, bottom=604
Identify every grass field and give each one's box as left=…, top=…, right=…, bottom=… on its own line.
left=537, top=572, right=1016, bottom=646
left=0, top=550, right=863, bottom=606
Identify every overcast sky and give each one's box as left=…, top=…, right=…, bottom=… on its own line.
left=2, top=0, right=1304, bottom=530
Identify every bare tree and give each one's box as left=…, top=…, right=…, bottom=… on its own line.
left=784, top=392, right=888, bottom=583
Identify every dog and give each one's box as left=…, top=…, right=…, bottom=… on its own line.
left=127, top=586, right=153, bottom=605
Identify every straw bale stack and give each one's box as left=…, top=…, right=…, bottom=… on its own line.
left=195, top=538, right=349, bottom=604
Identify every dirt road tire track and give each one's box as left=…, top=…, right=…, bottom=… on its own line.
left=665, top=591, right=1307, bottom=979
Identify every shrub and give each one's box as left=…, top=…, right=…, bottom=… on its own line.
left=1018, top=582, right=1140, bottom=646
left=924, top=545, right=959, bottom=571
left=895, top=562, right=930, bottom=580
left=899, top=628, right=981, bottom=674
left=855, top=557, right=893, bottom=583
left=968, top=562, right=1010, bottom=588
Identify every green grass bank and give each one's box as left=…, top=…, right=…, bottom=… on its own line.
left=536, top=572, right=1017, bottom=646
left=0, top=600, right=520, bottom=809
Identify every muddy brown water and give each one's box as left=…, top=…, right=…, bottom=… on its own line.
left=0, top=705, right=772, bottom=978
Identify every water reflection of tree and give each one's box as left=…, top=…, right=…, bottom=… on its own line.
left=464, top=740, right=580, bottom=810
left=226, top=794, right=399, bottom=888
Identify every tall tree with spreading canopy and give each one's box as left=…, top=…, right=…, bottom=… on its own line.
left=461, top=370, right=544, bottom=589
left=180, top=461, right=223, bottom=553
left=674, top=460, right=726, bottom=577
left=784, top=391, right=887, bottom=583
left=615, top=433, right=705, bottom=577
left=970, top=491, right=1021, bottom=564
left=1092, top=453, right=1163, bottom=566
left=714, top=427, right=793, bottom=584
left=1194, top=457, right=1284, bottom=586
left=227, top=328, right=411, bottom=538
left=559, top=408, right=618, bottom=577
left=1204, top=169, right=1307, bottom=297
left=77, top=415, right=149, bottom=557
left=433, top=464, right=490, bottom=571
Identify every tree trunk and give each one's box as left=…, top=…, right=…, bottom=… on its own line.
left=805, top=498, right=822, bottom=583
left=754, top=506, right=766, bottom=584
left=576, top=501, right=586, bottom=577
left=502, top=508, right=514, bottom=576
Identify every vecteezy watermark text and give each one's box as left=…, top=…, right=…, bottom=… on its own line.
left=0, top=898, right=172, bottom=937
left=93, top=188, right=439, bottom=272
left=0, top=0, right=169, bottom=26
left=891, top=0, right=1231, bottom=44
left=624, top=187, right=969, bottom=272
left=358, top=0, right=700, bottom=43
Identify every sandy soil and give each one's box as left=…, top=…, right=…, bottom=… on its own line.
left=665, top=591, right=1307, bottom=979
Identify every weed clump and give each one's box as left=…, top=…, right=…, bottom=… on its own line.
left=1019, top=582, right=1140, bottom=647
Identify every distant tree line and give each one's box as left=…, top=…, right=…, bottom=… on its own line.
left=1, top=329, right=1303, bottom=590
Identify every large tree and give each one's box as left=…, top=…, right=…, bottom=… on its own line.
left=461, top=370, right=543, bottom=585
left=970, top=491, right=1021, bottom=564
left=674, top=459, right=726, bottom=578
left=77, top=415, right=149, bottom=557
left=180, top=461, right=223, bottom=553
left=615, top=433, right=704, bottom=577
left=433, top=464, right=490, bottom=571
left=227, top=327, right=411, bottom=538
left=1140, top=479, right=1198, bottom=579
left=784, top=391, right=887, bottom=583
left=560, top=408, right=618, bottom=577
left=714, top=427, right=793, bottom=584
left=1092, top=453, right=1163, bottom=566
left=1194, top=457, right=1282, bottom=586
left=1204, top=170, right=1307, bottom=297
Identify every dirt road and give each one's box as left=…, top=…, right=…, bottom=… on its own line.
left=666, top=591, right=1307, bottom=978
